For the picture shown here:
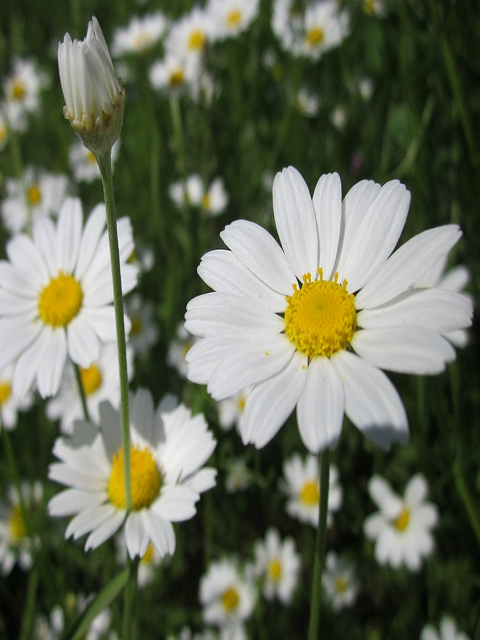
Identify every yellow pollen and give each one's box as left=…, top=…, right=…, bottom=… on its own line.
left=202, top=192, right=211, bottom=211
left=170, top=70, right=185, bottom=87
left=268, top=558, right=282, bottom=582
left=335, top=576, right=348, bottom=594
left=108, top=444, right=162, bottom=511
left=130, top=316, right=143, bottom=336
left=188, top=29, right=206, bottom=50
left=284, top=270, right=357, bottom=359
left=306, top=26, right=325, bottom=47
left=226, top=10, right=242, bottom=27
left=9, top=504, right=26, bottom=542
left=0, top=381, right=11, bottom=406
left=141, top=542, right=155, bottom=565
left=80, top=364, right=102, bottom=396
left=27, top=183, right=42, bottom=206
left=38, top=272, right=83, bottom=328
left=300, top=480, right=320, bottom=507
left=11, top=80, right=26, bottom=101
left=394, top=507, right=410, bottom=531
left=221, top=586, right=240, bottom=612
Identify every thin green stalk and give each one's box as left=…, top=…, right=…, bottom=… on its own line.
left=169, top=93, right=188, bottom=180
left=18, top=562, right=40, bottom=640
left=73, top=362, right=91, bottom=422
left=308, top=448, right=330, bottom=640
left=123, top=555, right=139, bottom=640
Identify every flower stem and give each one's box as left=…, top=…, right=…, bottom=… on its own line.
left=307, top=448, right=330, bottom=640
left=73, top=362, right=91, bottom=422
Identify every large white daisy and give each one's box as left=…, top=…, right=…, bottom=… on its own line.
left=48, top=388, right=216, bottom=559
left=185, top=167, right=472, bottom=453
left=0, top=197, right=137, bottom=399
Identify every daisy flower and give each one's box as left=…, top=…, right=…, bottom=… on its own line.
left=165, top=6, right=214, bottom=59
left=0, top=364, right=33, bottom=430
left=0, top=197, right=137, bottom=399
left=253, top=528, right=301, bottom=604
left=112, top=12, right=168, bottom=56
left=167, top=323, right=200, bottom=379
left=322, top=551, right=359, bottom=611
left=363, top=474, right=438, bottom=571
left=46, top=342, right=134, bottom=434
left=1, top=167, right=70, bottom=235
left=2, top=58, right=49, bottom=132
left=124, top=293, right=159, bottom=356
left=169, top=174, right=204, bottom=209
left=48, top=389, right=216, bottom=558
left=207, top=0, right=260, bottom=41
left=199, top=557, right=256, bottom=636
left=185, top=167, right=472, bottom=453
left=217, top=387, right=252, bottom=433
left=301, top=0, right=350, bottom=61
left=280, top=453, right=342, bottom=527
left=296, top=87, right=320, bottom=117
left=201, top=178, right=229, bottom=217
left=421, top=616, right=470, bottom=640
left=149, top=53, right=201, bottom=95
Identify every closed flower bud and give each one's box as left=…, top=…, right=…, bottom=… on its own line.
left=58, top=17, right=125, bottom=156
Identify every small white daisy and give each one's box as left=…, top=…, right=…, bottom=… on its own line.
left=48, top=388, right=216, bottom=558
left=363, top=474, right=439, bottom=571
left=2, top=58, right=49, bottom=132
left=322, top=551, right=359, bottom=611
left=296, top=87, right=320, bottom=117
left=112, top=12, right=168, bottom=56
left=280, top=453, right=342, bottom=527
left=271, top=0, right=304, bottom=56
left=253, top=528, right=301, bottom=604
left=421, top=615, right=470, bottom=640
left=1, top=167, right=70, bottom=235
left=167, top=323, right=199, bottom=379
left=125, top=293, right=159, bottom=356
left=207, top=0, right=260, bottom=41
left=225, top=458, right=251, bottom=494
left=69, top=139, right=120, bottom=183
left=165, top=6, right=214, bottom=59
left=301, top=0, right=350, bottom=60
left=363, top=0, right=386, bottom=18
left=169, top=174, right=204, bottom=209
left=0, top=364, right=33, bottom=430
left=0, top=197, right=138, bottom=399
left=217, top=387, right=251, bottom=433
left=202, top=178, right=229, bottom=216
left=149, top=53, right=201, bottom=95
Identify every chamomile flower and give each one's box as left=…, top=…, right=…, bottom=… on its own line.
left=322, top=551, right=359, bottom=611
left=421, top=616, right=470, bottom=640
left=217, top=387, right=252, bottom=432
left=112, top=12, right=168, bottom=56
left=48, top=389, right=216, bottom=558
left=301, top=0, right=350, bottom=60
left=0, top=364, right=33, bottom=430
left=149, top=53, right=201, bottom=95
left=167, top=323, right=199, bottom=378
left=280, top=453, right=342, bottom=527
left=169, top=174, right=204, bottom=209
left=1, top=168, right=70, bottom=235
left=253, top=528, right=301, bottom=604
left=185, top=167, right=472, bottom=454
left=69, top=139, right=120, bottom=183
left=201, top=178, right=229, bottom=216
left=3, top=58, right=49, bottom=132
left=165, top=6, right=214, bottom=59
left=46, top=342, right=134, bottom=434
left=0, top=197, right=137, bottom=399
left=124, top=293, right=159, bottom=356
left=363, top=474, right=438, bottom=571
left=207, top=0, right=260, bottom=41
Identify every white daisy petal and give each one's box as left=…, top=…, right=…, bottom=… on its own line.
left=74, top=204, right=106, bottom=279
left=125, top=511, right=151, bottom=558
left=0, top=262, right=38, bottom=297
left=13, top=331, right=51, bottom=398
left=0, top=318, right=41, bottom=371
left=66, top=504, right=118, bottom=540
left=367, top=476, right=402, bottom=517
left=0, top=291, right=37, bottom=317
left=313, top=172, right=342, bottom=281
left=85, top=511, right=125, bottom=550
left=56, top=198, right=83, bottom=273
left=33, top=217, right=57, bottom=275
left=48, top=488, right=105, bottom=516
left=143, top=512, right=176, bottom=557
left=6, top=234, right=49, bottom=286
left=154, top=485, right=198, bottom=522
left=273, top=166, right=318, bottom=278
left=37, top=328, right=67, bottom=397
left=67, top=316, right=100, bottom=367
left=404, top=474, right=428, bottom=506
left=79, top=307, right=117, bottom=342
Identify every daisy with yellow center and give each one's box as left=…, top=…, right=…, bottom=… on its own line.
left=164, top=6, right=212, bottom=58
left=3, top=58, right=50, bottom=133
left=185, top=166, right=471, bottom=453
left=0, top=197, right=138, bottom=399
left=364, top=474, right=439, bottom=571
left=301, top=0, right=350, bottom=60
left=49, top=389, right=216, bottom=558
left=322, top=551, right=359, bottom=611
left=253, top=528, right=301, bottom=604
left=111, top=12, right=167, bottom=57
left=149, top=54, right=200, bottom=95
left=207, top=0, right=260, bottom=40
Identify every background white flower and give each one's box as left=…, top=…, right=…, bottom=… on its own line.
left=421, top=615, right=470, bottom=640
left=253, top=528, right=301, bottom=604
left=322, top=551, right=359, bottom=611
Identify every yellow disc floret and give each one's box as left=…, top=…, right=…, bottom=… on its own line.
left=226, top=10, right=241, bottom=28
left=9, top=504, right=26, bottom=542
left=284, top=270, right=357, bottom=359
left=108, top=444, right=162, bottom=511
left=188, top=29, right=206, bottom=51
left=394, top=507, right=410, bottom=532
left=11, top=80, right=26, bottom=101
left=268, top=558, right=283, bottom=582
left=335, top=575, right=348, bottom=594
left=306, top=26, right=325, bottom=47
left=0, top=381, right=11, bottom=406
left=38, top=272, right=83, bottom=328
left=27, top=184, right=42, bottom=206
left=221, top=586, right=240, bottom=612
left=300, top=480, right=320, bottom=507
left=80, top=364, right=102, bottom=396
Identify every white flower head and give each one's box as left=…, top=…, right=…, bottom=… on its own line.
left=167, top=323, right=200, bottom=379
left=322, top=551, right=359, bottom=611
left=48, top=389, right=216, bottom=559
left=280, top=453, right=342, bottom=527
left=3, top=58, right=50, bottom=132
left=0, top=110, right=8, bottom=151
left=149, top=53, right=201, bottom=95
left=169, top=174, right=204, bottom=209
left=165, top=6, right=214, bottom=59
left=185, top=167, right=472, bottom=454
left=207, top=0, right=260, bottom=41
left=217, top=387, right=252, bottom=433
left=202, top=178, right=229, bottom=216
left=253, top=528, right=301, bottom=604
left=364, top=473, right=439, bottom=571
left=112, top=12, right=168, bottom=56
left=0, top=197, right=138, bottom=399
left=58, top=17, right=125, bottom=155
left=421, top=615, right=471, bottom=640
left=301, top=0, right=350, bottom=60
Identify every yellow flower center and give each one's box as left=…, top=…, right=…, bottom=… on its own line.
left=108, top=444, right=162, bottom=511
left=141, top=542, right=155, bottom=565
left=9, top=504, right=26, bottom=542
left=0, top=381, right=11, bottom=406
left=268, top=558, right=283, bottom=582
left=27, top=183, right=42, bottom=206
left=335, top=575, right=348, bottom=594
left=306, top=26, right=325, bottom=47
left=38, top=273, right=83, bottom=328
left=0, top=124, right=7, bottom=143
left=130, top=316, right=143, bottom=336
left=170, top=69, right=185, bottom=87
left=363, top=0, right=375, bottom=15
left=80, top=364, right=102, bottom=396
left=226, top=10, right=242, bottom=28
left=284, top=270, right=357, bottom=359
left=300, top=480, right=320, bottom=507
left=11, top=79, right=26, bottom=101
left=188, top=29, right=206, bottom=51
left=394, top=507, right=410, bottom=531
left=221, top=586, right=240, bottom=612
left=202, top=192, right=211, bottom=211
left=133, top=32, right=154, bottom=51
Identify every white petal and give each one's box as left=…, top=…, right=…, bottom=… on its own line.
left=153, top=485, right=198, bottom=522
left=48, top=488, right=105, bottom=516
left=13, top=331, right=50, bottom=398
left=79, top=307, right=117, bottom=342
left=56, top=198, right=83, bottom=273
left=99, top=400, right=122, bottom=457
left=66, top=504, right=117, bottom=539
left=125, top=512, right=150, bottom=558
left=0, top=262, right=38, bottom=297
left=67, top=316, right=100, bottom=367
left=331, top=351, right=408, bottom=450
left=296, top=357, right=345, bottom=453
left=0, top=291, right=37, bottom=317
left=37, top=329, right=67, bottom=397
left=0, top=318, right=41, bottom=371
left=33, top=217, right=57, bottom=275
left=85, top=510, right=125, bottom=550
left=185, top=334, right=234, bottom=385
left=272, top=167, right=318, bottom=279
left=142, top=512, right=175, bottom=557
left=130, top=388, right=155, bottom=442
left=404, top=473, right=428, bottom=506
left=74, top=204, right=106, bottom=280
left=6, top=234, right=49, bottom=286
left=368, top=475, right=402, bottom=517
left=186, top=468, right=217, bottom=494
left=313, top=172, right=342, bottom=281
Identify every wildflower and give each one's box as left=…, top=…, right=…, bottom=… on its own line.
left=280, top=453, right=342, bottom=527
left=207, top=0, right=260, bottom=40
left=0, top=197, right=137, bottom=399
left=1, top=168, right=70, bottom=235
left=322, top=551, right=359, bottom=611
left=49, top=389, right=216, bottom=558
left=167, top=323, right=199, bottom=379
left=201, top=178, right=229, bottom=216
left=3, top=58, right=49, bottom=132
left=170, top=174, right=204, bottom=209
left=225, top=458, right=251, bottom=493
left=149, top=53, right=201, bottom=95
left=0, top=364, right=33, bottom=430
left=46, top=342, right=134, bottom=434
left=301, top=0, right=349, bottom=60
left=69, top=139, right=120, bottom=183
left=363, top=474, right=438, bottom=571
left=253, top=528, right=301, bottom=604
left=185, top=167, right=472, bottom=453
left=124, top=294, right=159, bottom=356
left=421, top=616, right=470, bottom=640
left=217, top=387, right=252, bottom=433
left=165, top=6, right=214, bottom=59
left=200, top=557, right=255, bottom=637
left=296, top=87, right=320, bottom=117
left=363, top=0, right=386, bottom=18
left=112, top=12, right=168, bottom=56
left=58, top=17, right=125, bottom=155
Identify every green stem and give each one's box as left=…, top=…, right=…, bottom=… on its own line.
left=73, top=362, right=91, bottom=422
left=308, top=448, right=330, bottom=640
left=18, top=562, right=40, bottom=640
left=123, top=556, right=139, bottom=640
